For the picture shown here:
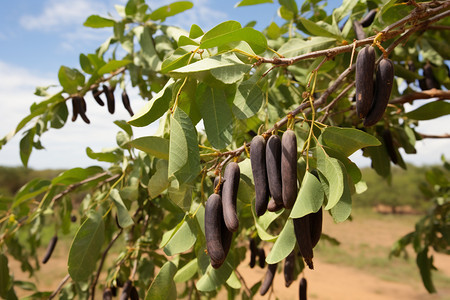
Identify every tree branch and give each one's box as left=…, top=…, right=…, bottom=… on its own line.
left=49, top=274, right=71, bottom=299
left=389, top=89, right=450, bottom=104
left=235, top=269, right=252, bottom=299
left=418, top=133, right=450, bottom=139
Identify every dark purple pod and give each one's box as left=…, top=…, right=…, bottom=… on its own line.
left=42, top=235, right=58, bottom=264
left=260, top=263, right=277, bottom=296
left=267, top=199, right=284, bottom=212
left=103, top=85, right=115, bottom=114
left=92, top=87, right=105, bottom=106
left=353, top=20, right=366, bottom=41
left=423, top=63, right=440, bottom=89
left=309, top=208, right=323, bottom=248
left=121, top=90, right=134, bottom=116
left=299, top=277, right=308, bottom=300
left=281, top=130, right=298, bottom=209
left=355, top=46, right=376, bottom=119
left=284, top=251, right=295, bottom=287
left=251, top=135, right=270, bottom=216
left=382, top=129, right=398, bottom=165
left=205, top=193, right=225, bottom=268
left=294, top=216, right=314, bottom=270
left=266, top=135, right=283, bottom=205
left=360, top=9, right=377, bottom=27
left=258, top=247, right=266, bottom=269
left=222, top=162, right=240, bottom=232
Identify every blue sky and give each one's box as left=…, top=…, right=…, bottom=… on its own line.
left=0, top=0, right=448, bottom=170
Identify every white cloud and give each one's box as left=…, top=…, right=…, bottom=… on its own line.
left=19, top=0, right=107, bottom=31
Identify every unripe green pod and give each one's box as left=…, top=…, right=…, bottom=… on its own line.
left=360, top=9, right=377, bottom=27
left=222, top=162, right=240, bottom=232
left=266, top=135, right=283, bottom=205
left=284, top=251, right=295, bottom=287
left=423, top=63, right=440, bottom=89
left=309, top=208, right=323, bottom=248
left=299, top=277, right=307, bottom=300
left=281, top=129, right=298, bottom=209
left=121, top=90, right=134, bottom=117
left=249, top=238, right=257, bottom=268
left=355, top=46, right=376, bottom=119
left=92, top=87, right=105, bottom=106
left=251, top=135, right=270, bottom=216
left=103, top=288, right=113, bottom=300
left=260, top=263, right=278, bottom=296
left=293, top=216, right=314, bottom=269
left=103, top=85, right=115, bottom=114
left=205, top=193, right=225, bottom=268
left=382, top=129, right=398, bottom=165
left=258, top=247, right=266, bottom=268
left=42, top=235, right=58, bottom=264
left=267, top=198, right=284, bottom=212
left=364, top=58, right=394, bottom=127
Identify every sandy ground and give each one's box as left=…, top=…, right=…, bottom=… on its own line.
left=8, top=210, right=450, bottom=299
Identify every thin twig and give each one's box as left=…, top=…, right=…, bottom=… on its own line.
left=319, top=81, right=355, bottom=122
left=90, top=229, right=123, bottom=300
left=49, top=274, right=71, bottom=299
left=418, top=133, right=450, bottom=139
left=235, top=269, right=252, bottom=298
left=389, top=89, right=450, bottom=104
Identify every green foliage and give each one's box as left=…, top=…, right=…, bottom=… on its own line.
left=0, top=0, right=449, bottom=298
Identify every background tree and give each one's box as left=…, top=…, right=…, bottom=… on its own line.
left=0, top=0, right=449, bottom=299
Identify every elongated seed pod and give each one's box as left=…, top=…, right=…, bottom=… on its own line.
left=103, top=288, right=113, bottom=300
left=309, top=208, right=323, bottom=248
left=222, top=162, right=240, bottom=232
left=382, top=129, right=398, bottom=165
left=130, top=285, right=139, bottom=300
left=423, top=63, right=440, bottom=89
left=249, top=238, right=257, bottom=268
left=121, top=90, right=134, bottom=116
left=260, top=263, right=277, bottom=296
left=419, top=78, right=427, bottom=91
left=258, top=247, right=266, bottom=268
left=293, top=216, right=314, bottom=269
left=353, top=20, right=366, bottom=41
left=267, top=198, right=284, bottom=212
left=120, top=280, right=132, bottom=300
left=103, top=85, right=115, bottom=114
left=205, top=193, right=225, bottom=268
left=284, top=251, right=295, bottom=287
left=92, top=87, right=105, bottom=106
left=299, top=278, right=307, bottom=300
left=221, top=214, right=233, bottom=260
left=355, top=46, right=376, bottom=119
left=251, top=135, right=270, bottom=216
left=363, top=58, right=394, bottom=127
left=281, top=129, right=298, bottom=209
left=266, top=135, right=283, bottom=205
left=79, top=97, right=90, bottom=124
left=360, top=9, right=377, bottom=27
left=110, top=286, right=117, bottom=297
left=71, top=97, right=81, bottom=122
left=42, top=235, right=58, bottom=264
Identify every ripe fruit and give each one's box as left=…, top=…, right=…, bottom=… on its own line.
left=251, top=135, right=270, bottom=216
left=355, top=46, right=376, bottom=119
left=205, top=193, right=225, bottom=268
left=103, top=288, right=113, bottom=300
left=309, top=208, right=323, bottom=248
left=266, top=135, right=283, bottom=205
left=267, top=198, right=284, bottom=212
left=103, top=85, right=115, bottom=114
left=258, top=247, right=266, bottom=268
left=299, top=277, right=307, bottom=300
left=121, top=90, right=134, bottom=116
left=281, top=129, right=298, bottom=209
left=363, top=58, right=394, bottom=127
left=293, top=216, right=314, bottom=269
left=42, top=235, right=58, bottom=264
left=249, top=238, right=257, bottom=268
left=360, top=9, right=377, bottom=27
left=120, top=280, right=132, bottom=300
left=260, top=263, right=278, bottom=296
left=284, top=251, right=295, bottom=287
left=222, top=162, right=240, bottom=232
left=130, top=285, right=139, bottom=300
left=92, top=87, right=105, bottom=106
left=382, top=129, right=398, bottom=165
left=423, top=62, right=440, bottom=89
left=353, top=20, right=366, bottom=40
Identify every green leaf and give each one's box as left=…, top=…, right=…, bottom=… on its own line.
left=321, top=127, right=381, bottom=157
left=84, top=15, right=115, bottom=28
left=86, top=147, right=119, bottom=163
left=199, top=87, right=233, bottom=149
left=50, top=101, right=68, bottom=129
left=196, top=255, right=234, bottom=292
left=332, top=0, right=359, bottom=21
left=145, top=260, right=178, bottom=300
left=189, top=24, right=204, bottom=39
left=235, top=0, right=273, bottom=6
left=135, top=26, right=161, bottom=71
left=316, top=152, right=345, bottom=210
left=97, top=59, right=132, bottom=75
left=19, top=129, right=35, bottom=167
left=168, top=107, right=201, bottom=184
left=322, top=146, right=362, bottom=185
left=266, top=219, right=296, bottom=264
left=128, top=78, right=174, bottom=127
left=148, top=160, right=170, bottom=199
left=226, top=271, right=241, bottom=289
left=290, top=172, right=324, bottom=218
left=109, top=189, right=134, bottom=228
left=164, top=218, right=197, bottom=256
left=232, top=79, right=264, bottom=119
left=416, top=248, right=437, bottom=293
left=200, top=27, right=267, bottom=54
left=174, top=258, right=198, bottom=283
left=161, top=49, right=193, bottom=74
left=129, top=136, right=169, bottom=160
left=114, top=120, right=133, bottom=137
left=0, top=254, right=12, bottom=298
left=298, top=17, right=341, bottom=39
left=329, top=174, right=352, bottom=223
left=201, top=21, right=242, bottom=42
left=13, top=178, right=50, bottom=208
left=52, top=166, right=104, bottom=185
left=278, top=37, right=336, bottom=57
left=365, top=143, right=391, bottom=177
left=68, top=211, right=105, bottom=282
left=405, top=101, right=450, bottom=120
left=58, top=66, right=85, bottom=94
left=149, top=1, right=193, bottom=21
